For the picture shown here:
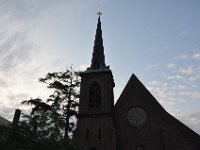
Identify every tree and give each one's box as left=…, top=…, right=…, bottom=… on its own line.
left=0, top=123, right=80, bottom=150
left=22, top=66, right=80, bottom=141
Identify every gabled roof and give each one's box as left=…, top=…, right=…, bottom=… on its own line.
left=114, top=74, right=200, bottom=150
left=115, top=74, right=166, bottom=113
left=0, top=116, right=10, bottom=126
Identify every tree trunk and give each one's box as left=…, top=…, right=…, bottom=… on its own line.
left=64, top=96, right=71, bottom=142
left=64, top=115, right=69, bottom=141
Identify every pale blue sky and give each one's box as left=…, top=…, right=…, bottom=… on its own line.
left=0, top=0, right=199, bottom=134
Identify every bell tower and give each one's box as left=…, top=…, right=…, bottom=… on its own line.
left=74, top=13, right=116, bottom=150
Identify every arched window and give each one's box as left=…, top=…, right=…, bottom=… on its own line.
left=89, top=81, right=101, bottom=109
left=136, top=145, right=145, bottom=150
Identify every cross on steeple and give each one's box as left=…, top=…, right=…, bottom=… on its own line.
left=97, top=11, right=102, bottom=17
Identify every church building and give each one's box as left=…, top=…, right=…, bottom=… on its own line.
left=74, top=15, right=200, bottom=150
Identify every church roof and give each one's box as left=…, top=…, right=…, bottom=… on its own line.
left=114, top=74, right=200, bottom=149
left=0, top=116, right=10, bottom=126
left=115, top=74, right=166, bottom=113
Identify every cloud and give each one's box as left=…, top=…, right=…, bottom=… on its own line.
left=175, top=54, right=188, bottom=60
left=159, top=99, right=175, bottom=106
left=177, top=112, right=200, bottom=135
left=175, top=52, right=200, bottom=61
left=179, top=66, right=193, bottom=75
left=192, top=53, right=200, bottom=60
left=0, top=0, right=86, bottom=121
left=146, top=64, right=160, bottom=70
left=0, top=1, right=60, bottom=120
left=0, top=30, right=34, bottom=74
left=178, top=91, right=200, bottom=99
left=0, top=101, right=16, bottom=121
left=79, top=64, right=89, bottom=71
left=189, top=75, right=200, bottom=81
left=0, top=77, right=8, bottom=87
left=167, top=75, right=182, bottom=80
left=147, top=81, right=176, bottom=108
left=166, top=63, right=175, bottom=69
left=172, top=84, right=186, bottom=90
left=147, top=80, right=161, bottom=86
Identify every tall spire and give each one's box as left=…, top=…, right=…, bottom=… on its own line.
left=89, top=12, right=107, bottom=71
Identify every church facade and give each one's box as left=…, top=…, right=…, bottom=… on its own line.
left=74, top=16, right=200, bottom=150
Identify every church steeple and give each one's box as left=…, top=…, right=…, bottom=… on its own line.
left=74, top=13, right=116, bottom=150
left=87, top=12, right=109, bottom=72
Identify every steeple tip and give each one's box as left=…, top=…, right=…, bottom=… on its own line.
left=85, top=12, right=110, bottom=73
left=97, top=11, right=102, bottom=27
left=97, top=11, right=102, bottom=18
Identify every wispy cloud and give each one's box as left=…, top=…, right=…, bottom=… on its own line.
left=192, top=53, right=200, bottom=60
left=175, top=54, right=188, bottom=60
left=166, top=63, right=176, bottom=69
left=179, top=66, right=193, bottom=75
left=147, top=80, right=161, bottom=86
left=0, top=1, right=60, bottom=120
left=178, top=91, right=200, bottom=99
left=79, top=64, right=89, bottom=71
left=175, top=52, right=200, bottom=61
left=177, top=112, right=200, bottom=135
left=167, top=75, right=182, bottom=80
left=147, top=81, right=176, bottom=107
left=172, top=84, right=186, bottom=90
left=189, top=75, right=200, bottom=81
left=146, top=64, right=160, bottom=70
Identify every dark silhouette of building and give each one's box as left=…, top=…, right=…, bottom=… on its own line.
left=0, top=116, right=10, bottom=126
left=74, top=16, right=200, bottom=150
left=0, top=109, right=21, bottom=127
left=74, top=16, right=116, bottom=150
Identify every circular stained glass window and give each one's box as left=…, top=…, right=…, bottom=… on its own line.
left=136, top=145, right=145, bottom=150
left=127, top=107, right=147, bottom=127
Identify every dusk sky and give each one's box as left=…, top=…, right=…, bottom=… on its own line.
left=0, top=0, right=200, bottom=134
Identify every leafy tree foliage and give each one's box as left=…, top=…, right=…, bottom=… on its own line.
left=0, top=123, right=80, bottom=150
left=0, top=66, right=81, bottom=149
left=39, top=66, right=80, bottom=140
left=22, top=66, right=81, bottom=140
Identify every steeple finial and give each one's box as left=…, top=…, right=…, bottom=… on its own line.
left=87, top=11, right=109, bottom=72
left=97, top=11, right=102, bottom=18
